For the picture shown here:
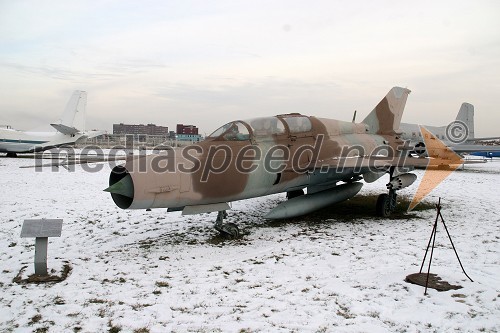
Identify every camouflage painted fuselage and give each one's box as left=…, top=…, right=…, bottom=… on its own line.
left=107, top=87, right=411, bottom=215
left=109, top=120, right=402, bottom=210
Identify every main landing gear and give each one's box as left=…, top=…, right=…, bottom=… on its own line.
left=214, top=210, right=240, bottom=239
left=376, top=189, right=397, bottom=217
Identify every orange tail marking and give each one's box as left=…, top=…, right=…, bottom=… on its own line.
left=408, top=126, right=464, bottom=211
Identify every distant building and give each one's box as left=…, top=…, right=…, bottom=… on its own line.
left=113, top=123, right=169, bottom=136
left=176, top=133, right=203, bottom=142
left=176, top=124, right=199, bottom=135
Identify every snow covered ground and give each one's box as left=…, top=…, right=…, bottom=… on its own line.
left=0, top=156, right=499, bottom=332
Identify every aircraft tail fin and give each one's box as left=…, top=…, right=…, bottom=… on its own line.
left=455, top=102, right=474, bottom=140
left=56, top=91, right=87, bottom=132
left=362, top=86, right=411, bottom=135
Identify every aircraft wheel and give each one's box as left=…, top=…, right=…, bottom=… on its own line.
left=376, top=193, right=392, bottom=217
left=219, top=223, right=240, bottom=239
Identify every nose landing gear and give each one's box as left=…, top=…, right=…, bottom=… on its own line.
left=376, top=166, right=400, bottom=217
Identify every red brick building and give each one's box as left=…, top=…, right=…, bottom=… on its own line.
left=176, top=124, right=199, bottom=135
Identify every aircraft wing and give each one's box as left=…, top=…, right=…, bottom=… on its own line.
left=467, top=136, right=500, bottom=142
left=448, top=144, right=500, bottom=154
left=19, top=154, right=127, bottom=169
left=50, top=123, right=79, bottom=135
left=309, top=156, right=431, bottom=171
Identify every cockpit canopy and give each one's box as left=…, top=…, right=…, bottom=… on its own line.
left=207, top=114, right=312, bottom=141
left=207, top=121, right=251, bottom=141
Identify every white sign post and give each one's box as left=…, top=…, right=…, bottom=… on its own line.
left=20, top=219, right=63, bottom=276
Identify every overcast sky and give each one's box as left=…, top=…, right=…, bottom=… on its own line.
left=0, top=0, right=499, bottom=136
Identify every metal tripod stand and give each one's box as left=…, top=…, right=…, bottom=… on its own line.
left=419, top=197, right=473, bottom=295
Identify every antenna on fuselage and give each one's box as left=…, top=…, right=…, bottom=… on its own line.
left=352, top=110, right=357, bottom=123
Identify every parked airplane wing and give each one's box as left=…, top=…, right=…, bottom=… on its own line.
left=449, top=144, right=500, bottom=153
left=19, top=153, right=127, bottom=169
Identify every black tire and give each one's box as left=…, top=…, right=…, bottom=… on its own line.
left=220, top=223, right=239, bottom=239
left=376, top=194, right=392, bottom=217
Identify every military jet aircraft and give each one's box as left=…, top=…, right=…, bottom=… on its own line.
left=105, top=86, right=442, bottom=237
left=0, top=91, right=103, bottom=157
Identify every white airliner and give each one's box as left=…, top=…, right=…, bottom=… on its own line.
left=399, top=103, right=500, bottom=156
left=0, top=91, right=104, bottom=157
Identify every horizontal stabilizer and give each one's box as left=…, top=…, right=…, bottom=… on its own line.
left=84, top=130, right=105, bottom=139
left=50, top=123, right=79, bottom=135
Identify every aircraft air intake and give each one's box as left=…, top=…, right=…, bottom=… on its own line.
left=105, top=165, right=135, bottom=209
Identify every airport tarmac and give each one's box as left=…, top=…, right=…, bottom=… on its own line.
left=0, top=156, right=499, bottom=332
